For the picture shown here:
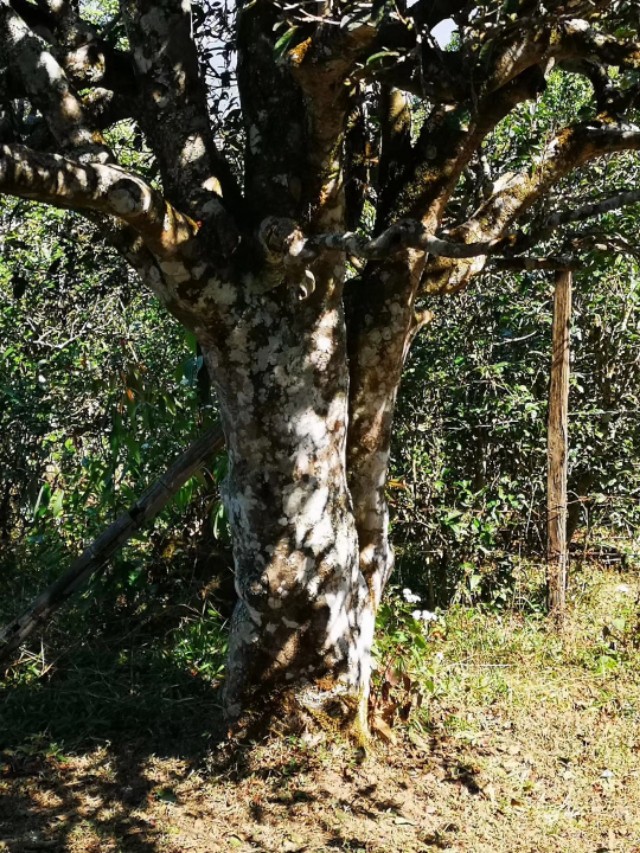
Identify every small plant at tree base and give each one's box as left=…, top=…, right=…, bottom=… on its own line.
left=370, top=587, right=446, bottom=735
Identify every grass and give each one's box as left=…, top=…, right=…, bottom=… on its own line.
left=1, top=560, right=639, bottom=852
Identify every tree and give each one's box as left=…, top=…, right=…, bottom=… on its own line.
left=2, top=0, right=640, bottom=731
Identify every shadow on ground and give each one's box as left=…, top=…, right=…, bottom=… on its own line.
left=0, top=610, right=390, bottom=852
left=0, top=621, right=230, bottom=852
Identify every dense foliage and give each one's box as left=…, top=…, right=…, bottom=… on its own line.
left=392, top=259, right=640, bottom=607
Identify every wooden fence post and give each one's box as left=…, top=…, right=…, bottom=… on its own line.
left=547, top=269, right=572, bottom=621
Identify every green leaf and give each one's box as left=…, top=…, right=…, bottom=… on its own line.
left=49, top=489, right=64, bottom=518
left=33, top=483, right=51, bottom=519
left=365, top=50, right=401, bottom=67
left=273, top=26, right=299, bottom=60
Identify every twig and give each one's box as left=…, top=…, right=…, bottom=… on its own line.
left=0, top=422, right=225, bottom=664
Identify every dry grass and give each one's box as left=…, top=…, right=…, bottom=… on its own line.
left=1, top=564, right=639, bottom=852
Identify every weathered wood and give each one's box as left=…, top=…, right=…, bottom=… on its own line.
left=0, top=423, right=225, bottom=664
left=547, top=270, right=572, bottom=621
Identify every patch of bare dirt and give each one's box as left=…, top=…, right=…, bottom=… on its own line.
left=1, top=707, right=639, bottom=853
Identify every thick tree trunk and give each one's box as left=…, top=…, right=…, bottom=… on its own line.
left=346, top=254, right=424, bottom=606
left=202, top=261, right=374, bottom=728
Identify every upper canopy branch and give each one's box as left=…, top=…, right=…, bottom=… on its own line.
left=421, top=120, right=640, bottom=292
left=121, top=0, right=240, bottom=218
left=459, top=123, right=640, bottom=245
left=544, top=188, right=640, bottom=229
left=0, top=143, right=199, bottom=257
left=396, top=67, right=547, bottom=226
left=476, top=17, right=640, bottom=98
left=7, top=0, right=135, bottom=96
left=360, top=9, right=640, bottom=106
left=511, top=187, right=640, bottom=253
left=0, top=0, right=112, bottom=160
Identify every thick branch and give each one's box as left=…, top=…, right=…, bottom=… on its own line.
left=422, top=121, right=640, bottom=292
left=259, top=215, right=500, bottom=269
left=0, top=144, right=199, bottom=256
left=0, top=422, right=225, bottom=664
left=470, top=124, right=640, bottom=240
left=0, top=1, right=111, bottom=159
left=81, top=212, right=164, bottom=284
left=477, top=17, right=640, bottom=97
left=122, top=0, right=240, bottom=216
left=287, top=21, right=377, bottom=228
left=388, top=67, right=547, bottom=228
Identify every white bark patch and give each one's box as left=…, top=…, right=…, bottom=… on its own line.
left=179, top=134, right=206, bottom=168
left=302, top=514, right=334, bottom=555
left=293, top=408, right=330, bottom=446
left=255, top=336, right=283, bottom=371
left=283, top=484, right=329, bottom=524
left=565, top=17, right=590, bottom=33
left=134, top=48, right=152, bottom=73
left=334, top=525, right=354, bottom=568
left=291, top=447, right=311, bottom=476
left=353, top=598, right=375, bottom=687
left=108, top=186, right=144, bottom=215
left=326, top=394, right=347, bottom=432
left=37, top=51, right=66, bottom=85
left=322, top=588, right=351, bottom=650
left=203, top=278, right=237, bottom=307
left=308, top=331, right=335, bottom=370
left=356, top=345, right=379, bottom=368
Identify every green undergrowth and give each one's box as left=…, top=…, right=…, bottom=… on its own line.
left=372, top=559, right=640, bottom=737
left=2, top=558, right=638, bottom=761
left=0, top=592, right=229, bottom=752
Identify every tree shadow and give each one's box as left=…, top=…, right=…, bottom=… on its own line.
left=0, top=543, right=411, bottom=852
left=0, top=604, right=337, bottom=852
left=0, top=631, right=228, bottom=852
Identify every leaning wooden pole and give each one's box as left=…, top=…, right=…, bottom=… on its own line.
left=547, top=269, right=572, bottom=622
left=0, top=422, right=225, bottom=664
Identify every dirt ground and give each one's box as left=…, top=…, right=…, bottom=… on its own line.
left=1, top=567, right=639, bottom=852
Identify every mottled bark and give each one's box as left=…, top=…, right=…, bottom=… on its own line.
left=202, top=261, right=374, bottom=724
left=346, top=253, right=424, bottom=607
